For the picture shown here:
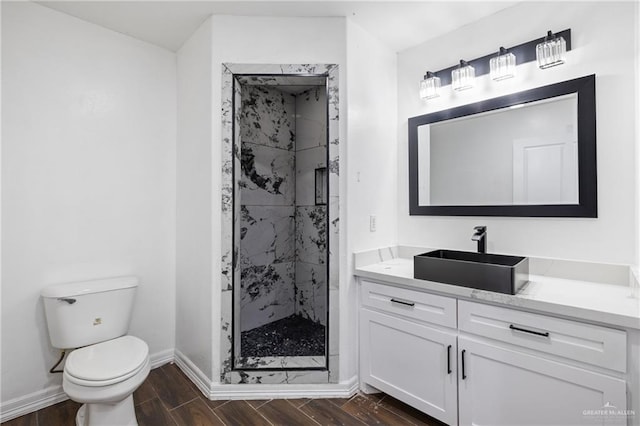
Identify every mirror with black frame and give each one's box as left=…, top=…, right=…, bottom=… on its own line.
left=408, top=74, right=597, bottom=217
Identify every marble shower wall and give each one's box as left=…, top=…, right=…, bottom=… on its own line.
left=294, top=88, right=327, bottom=325
left=239, top=85, right=296, bottom=332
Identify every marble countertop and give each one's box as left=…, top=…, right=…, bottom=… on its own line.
left=354, top=248, right=640, bottom=330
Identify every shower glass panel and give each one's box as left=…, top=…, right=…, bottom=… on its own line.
left=233, top=75, right=328, bottom=370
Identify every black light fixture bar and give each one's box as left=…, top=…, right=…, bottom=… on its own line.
left=432, top=29, right=571, bottom=86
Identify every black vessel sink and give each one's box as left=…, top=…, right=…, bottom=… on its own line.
left=414, top=249, right=529, bottom=295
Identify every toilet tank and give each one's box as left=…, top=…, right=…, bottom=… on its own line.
left=41, top=276, right=139, bottom=349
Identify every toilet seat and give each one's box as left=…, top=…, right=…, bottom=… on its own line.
left=64, top=335, right=149, bottom=387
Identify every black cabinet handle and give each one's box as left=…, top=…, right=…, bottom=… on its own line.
left=509, top=324, right=550, bottom=337
left=390, top=298, right=415, bottom=307
left=461, top=349, right=466, bottom=379
left=447, top=345, right=452, bottom=374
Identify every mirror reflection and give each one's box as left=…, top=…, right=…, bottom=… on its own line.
left=418, top=94, right=578, bottom=206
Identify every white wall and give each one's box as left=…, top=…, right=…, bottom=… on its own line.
left=175, top=16, right=213, bottom=381
left=398, top=2, right=637, bottom=264
left=345, top=19, right=398, bottom=380
left=1, top=1, right=176, bottom=408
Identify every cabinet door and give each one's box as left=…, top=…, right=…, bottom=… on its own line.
left=458, top=335, right=627, bottom=426
left=360, top=308, right=457, bottom=425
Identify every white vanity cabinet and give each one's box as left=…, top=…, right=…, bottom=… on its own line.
left=457, top=335, right=626, bottom=425
left=457, top=300, right=627, bottom=426
left=358, top=279, right=629, bottom=426
left=359, top=280, right=459, bottom=425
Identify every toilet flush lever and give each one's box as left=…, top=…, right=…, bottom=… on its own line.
left=57, top=298, right=76, bottom=304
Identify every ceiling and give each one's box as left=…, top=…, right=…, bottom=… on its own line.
left=36, top=1, right=519, bottom=53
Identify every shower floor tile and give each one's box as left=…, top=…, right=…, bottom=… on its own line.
left=241, top=314, right=325, bottom=357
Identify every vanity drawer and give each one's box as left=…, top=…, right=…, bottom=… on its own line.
left=458, top=300, right=627, bottom=372
left=361, top=280, right=456, bottom=329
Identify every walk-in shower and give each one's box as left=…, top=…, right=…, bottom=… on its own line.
left=220, top=63, right=339, bottom=384
left=233, top=75, right=329, bottom=370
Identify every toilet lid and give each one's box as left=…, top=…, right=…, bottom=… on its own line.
left=65, top=336, right=149, bottom=383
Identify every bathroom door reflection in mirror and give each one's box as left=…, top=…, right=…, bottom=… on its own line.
left=408, top=74, right=597, bottom=217
left=418, top=94, right=578, bottom=206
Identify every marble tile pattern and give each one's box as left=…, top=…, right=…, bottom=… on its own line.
left=237, top=80, right=328, bottom=366
left=239, top=86, right=296, bottom=333
left=295, top=146, right=326, bottom=206
left=295, top=88, right=327, bottom=151
left=224, top=369, right=328, bottom=385
left=295, top=261, right=327, bottom=326
left=236, top=356, right=325, bottom=369
left=221, top=63, right=339, bottom=384
left=240, top=85, right=295, bottom=150
left=239, top=205, right=295, bottom=269
left=240, top=143, right=295, bottom=206
left=295, top=206, right=327, bottom=265
left=294, top=89, right=327, bottom=325
left=240, top=85, right=296, bottom=206
left=239, top=262, right=295, bottom=332
left=294, top=206, right=327, bottom=325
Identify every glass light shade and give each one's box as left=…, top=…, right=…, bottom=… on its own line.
left=490, top=48, right=516, bottom=81
left=536, top=31, right=566, bottom=69
left=451, top=61, right=475, bottom=91
left=419, top=72, right=441, bottom=99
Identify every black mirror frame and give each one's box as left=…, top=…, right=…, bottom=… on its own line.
left=408, top=74, right=597, bottom=217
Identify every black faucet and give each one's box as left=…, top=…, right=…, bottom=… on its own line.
left=471, top=226, right=487, bottom=253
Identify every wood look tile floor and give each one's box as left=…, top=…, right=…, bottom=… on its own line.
left=2, top=363, right=447, bottom=426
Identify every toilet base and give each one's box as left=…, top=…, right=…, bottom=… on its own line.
left=75, top=395, right=137, bottom=426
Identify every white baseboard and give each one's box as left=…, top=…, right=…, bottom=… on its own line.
left=150, top=348, right=175, bottom=369
left=174, top=352, right=358, bottom=400
left=173, top=349, right=213, bottom=396
left=0, top=347, right=175, bottom=423
left=0, top=385, right=68, bottom=424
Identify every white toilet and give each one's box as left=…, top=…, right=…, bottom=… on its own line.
left=41, top=276, right=150, bottom=426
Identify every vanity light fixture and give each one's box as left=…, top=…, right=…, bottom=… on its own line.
left=490, top=47, right=516, bottom=81
left=536, top=30, right=566, bottom=69
left=451, top=60, right=475, bottom=91
left=419, top=71, right=441, bottom=99
left=419, top=29, right=571, bottom=98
